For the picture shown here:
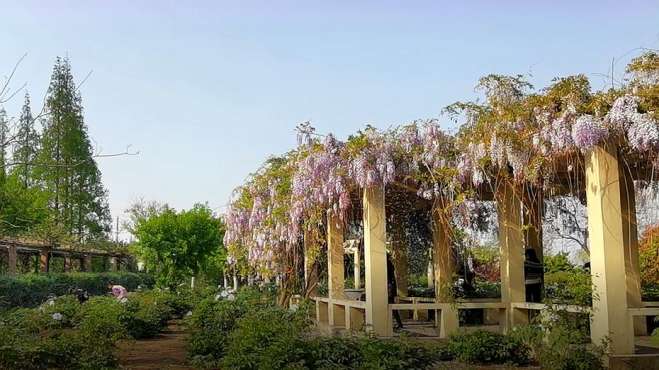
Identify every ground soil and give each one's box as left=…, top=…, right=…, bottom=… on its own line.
left=117, top=321, right=193, bottom=370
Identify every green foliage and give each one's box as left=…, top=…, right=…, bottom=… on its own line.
left=131, top=203, right=224, bottom=290
left=121, top=291, right=173, bottom=339
left=187, top=298, right=248, bottom=365
left=544, top=252, right=575, bottom=273
left=0, top=173, right=50, bottom=236
left=0, top=288, right=189, bottom=370
left=0, top=272, right=154, bottom=309
left=446, top=330, right=531, bottom=365
left=298, top=336, right=441, bottom=370
left=221, top=305, right=311, bottom=370
left=544, top=269, right=593, bottom=306
left=510, top=311, right=604, bottom=370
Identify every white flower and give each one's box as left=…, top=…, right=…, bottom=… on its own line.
left=185, top=311, right=193, bottom=317
left=120, top=297, right=128, bottom=304
left=51, top=312, right=63, bottom=321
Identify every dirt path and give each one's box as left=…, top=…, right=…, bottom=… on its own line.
left=117, top=321, right=194, bottom=370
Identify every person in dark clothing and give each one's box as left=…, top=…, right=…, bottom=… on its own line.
left=387, top=256, right=404, bottom=330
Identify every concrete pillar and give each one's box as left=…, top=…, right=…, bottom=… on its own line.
left=327, top=212, right=345, bottom=327
left=7, top=245, right=17, bottom=275
left=431, top=206, right=459, bottom=338
left=303, top=229, right=319, bottom=297
left=619, top=160, right=647, bottom=336
left=363, top=186, right=389, bottom=336
left=353, top=249, right=361, bottom=289
left=427, top=257, right=435, bottom=289
left=327, top=213, right=345, bottom=299
left=83, top=255, right=92, bottom=272
left=497, top=180, right=528, bottom=330
left=233, top=272, right=239, bottom=291
left=586, top=144, right=634, bottom=355
left=39, top=249, right=50, bottom=273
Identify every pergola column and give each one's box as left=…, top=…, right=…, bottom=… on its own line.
left=39, top=249, right=50, bottom=273
left=353, top=248, right=361, bottom=289
left=83, top=254, right=93, bottom=272
left=497, top=180, right=527, bottom=331
left=363, top=186, right=389, bottom=336
left=7, top=245, right=17, bottom=275
left=327, top=212, right=345, bottom=327
left=431, top=206, right=459, bottom=338
left=303, top=229, right=319, bottom=297
left=63, top=254, right=72, bottom=272
left=586, top=144, right=634, bottom=354
left=109, top=256, right=119, bottom=272
left=619, top=160, right=646, bottom=336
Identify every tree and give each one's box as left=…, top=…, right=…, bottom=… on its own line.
left=131, top=203, right=224, bottom=289
left=34, top=57, right=111, bottom=242
left=0, top=106, right=8, bottom=185
left=12, top=92, right=39, bottom=187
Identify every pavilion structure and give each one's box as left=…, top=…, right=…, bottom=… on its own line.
left=307, top=142, right=659, bottom=358
left=0, top=238, right=131, bottom=274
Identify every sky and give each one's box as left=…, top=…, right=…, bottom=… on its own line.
left=1, top=1, right=659, bottom=239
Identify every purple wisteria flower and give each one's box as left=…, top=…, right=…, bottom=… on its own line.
left=571, top=115, right=608, bottom=151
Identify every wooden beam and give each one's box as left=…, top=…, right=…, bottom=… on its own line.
left=363, top=186, right=390, bottom=336
left=586, top=144, right=634, bottom=355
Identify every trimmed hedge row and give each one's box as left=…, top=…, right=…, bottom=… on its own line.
left=0, top=272, right=155, bottom=309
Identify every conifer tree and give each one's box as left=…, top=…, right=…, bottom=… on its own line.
left=12, top=92, right=39, bottom=187
left=35, top=57, right=111, bottom=242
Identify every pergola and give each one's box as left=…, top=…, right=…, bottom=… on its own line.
left=306, top=141, right=659, bottom=357
left=0, top=238, right=130, bottom=274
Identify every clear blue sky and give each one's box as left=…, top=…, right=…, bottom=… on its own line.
left=2, top=1, right=658, bottom=235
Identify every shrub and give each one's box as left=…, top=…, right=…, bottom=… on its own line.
left=187, top=297, right=250, bottom=366
left=447, top=330, right=531, bottom=365
left=510, top=308, right=604, bottom=370
left=358, top=337, right=438, bottom=370
left=544, top=269, right=593, bottom=306
left=221, top=306, right=311, bottom=370
left=0, top=296, right=126, bottom=370
left=0, top=272, right=154, bottom=309
left=301, top=336, right=364, bottom=369
left=39, top=294, right=82, bottom=329
left=77, top=296, right=129, bottom=343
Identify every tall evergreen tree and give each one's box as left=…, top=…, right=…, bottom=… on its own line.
left=0, top=106, right=9, bottom=185
left=35, top=57, right=111, bottom=242
left=12, top=92, right=40, bottom=187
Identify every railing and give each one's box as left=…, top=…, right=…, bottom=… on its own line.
left=311, top=296, right=367, bottom=331
left=312, top=296, right=659, bottom=338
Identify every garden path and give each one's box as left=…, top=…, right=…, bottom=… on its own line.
left=117, top=321, right=193, bottom=370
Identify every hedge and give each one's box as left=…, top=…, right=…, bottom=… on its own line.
left=0, top=272, right=155, bottom=309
